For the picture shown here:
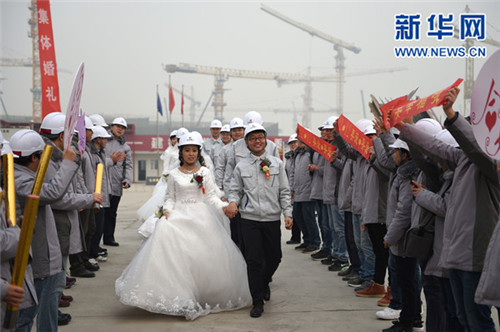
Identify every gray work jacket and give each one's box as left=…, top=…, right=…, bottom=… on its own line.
left=309, top=152, right=325, bottom=201
left=89, top=143, right=111, bottom=208
left=203, top=137, right=222, bottom=158
left=43, top=139, right=93, bottom=256
left=105, top=135, right=133, bottom=196
left=323, top=142, right=343, bottom=205
left=414, top=170, right=453, bottom=278
left=0, top=202, right=38, bottom=309
left=224, top=138, right=279, bottom=193
left=228, top=152, right=292, bottom=222
left=399, top=114, right=500, bottom=271
left=214, top=143, right=232, bottom=190
left=290, top=147, right=313, bottom=203
left=14, top=158, right=78, bottom=278
left=384, top=160, right=420, bottom=256
left=333, top=132, right=369, bottom=216
left=338, top=158, right=354, bottom=212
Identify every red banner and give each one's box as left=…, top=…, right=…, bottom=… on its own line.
left=337, top=115, right=373, bottom=160
left=380, top=95, right=408, bottom=129
left=296, top=124, right=335, bottom=162
left=388, top=78, right=463, bottom=127
left=37, top=0, right=61, bottom=119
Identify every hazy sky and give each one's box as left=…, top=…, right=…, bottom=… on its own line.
left=1, top=0, right=499, bottom=135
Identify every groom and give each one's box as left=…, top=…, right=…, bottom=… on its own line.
left=225, top=123, right=293, bottom=318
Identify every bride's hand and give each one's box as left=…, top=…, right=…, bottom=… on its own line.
left=162, top=212, right=170, bottom=220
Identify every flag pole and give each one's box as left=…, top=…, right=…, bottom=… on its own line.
left=181, top=85, right=185, bottom=127
left=156, top=84, right=160, bottom=176
left=169, top=75, right=172, bottom=134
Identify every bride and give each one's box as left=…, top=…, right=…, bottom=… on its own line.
left=115, top=132, right=251, bottom=320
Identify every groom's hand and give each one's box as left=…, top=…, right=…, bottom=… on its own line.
left=225, top=202, right=238, bottom=218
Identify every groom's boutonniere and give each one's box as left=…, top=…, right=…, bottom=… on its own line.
left=259, top=159, right=271, bottom=179
left=191, top=173, right=205, bottom=194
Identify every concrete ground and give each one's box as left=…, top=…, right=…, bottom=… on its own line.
left=59, top=183, right=499, bottom=332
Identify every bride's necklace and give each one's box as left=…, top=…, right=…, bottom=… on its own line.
left=180, top=166, right=196, bottom=174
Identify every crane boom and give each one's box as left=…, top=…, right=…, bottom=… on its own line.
left=260, top=4, right=361, bottom=54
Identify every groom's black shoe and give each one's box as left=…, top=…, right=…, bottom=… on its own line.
left=250, top=303, right=264, bottom=318
left=264, top=286, right=271, bottom=301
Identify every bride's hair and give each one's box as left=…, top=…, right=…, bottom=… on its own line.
left=179, top=145, right=205, bottom=167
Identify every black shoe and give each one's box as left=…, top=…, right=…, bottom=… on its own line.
left=321, top=255, right=335, bottom=265
left=337, top=264, right=353, bottom=276
left=286, top=239, right=300, bottom=244
left=328, top=261, right=348, bottom=272
left=342, top=271, right=361, bottom=281
left=311, top=250, right=330, bottom=261
left=84, top=260, right=100, bottom=272
left=381, top=320, right=413, bottom=332
left=70, top=268, right=96, bottom=278
left=104, top=241, right=119, bottom=247
left=58, top=312, right=72, bottom=326
left=347, top=277, right=364, bottom=287
left=250, top=303, right=264, bottom=318
left=294, top=243, right=307, bottom=250
left=302, top=245, right=319, bottom=254
left=264, top=286, right=271, bottom=301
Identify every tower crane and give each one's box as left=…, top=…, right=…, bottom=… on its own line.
left=164, top=63, right=406, bottom=127
left=261, top=4, right=362, bottom=114
left=452, top=5, right=500, bottom=113
left=164, top=62, right=342, bottom=127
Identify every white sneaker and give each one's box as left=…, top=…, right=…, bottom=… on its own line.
left=376, top=307, right=401, bottom=320
left=88, top=258, right=98, bottom=265
left=96, top=255, right=107, bottom=262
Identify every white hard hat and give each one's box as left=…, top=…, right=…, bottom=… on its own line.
left=363, top=124, right=377, bottom=136
left=322, top=117, right=335, bottom=130
left=434, top=129, right=459, bottom=148
left=178, top=132, right=202, bottom=147
left=355, top=119, right=372, bottom=132
left=210, top=119, right=222, bottom=129
left=84, top=116, right=93, bottom=130
left=221, top=124, right=230, bottom=133
left=288, top=134, right=298, bottom=143
left=1, top=141, right=12, bottom=156
left=244, top=111, right=263, bottom=126
left=230, top=117, right=245, bottom=129
left=0, top=131, right=11, bottom=156
left=169, top=130, right=178, bottom=137
left=89, top=114, right=108, bottom=127
left=91, top=126, right=112, bottom=140
left=176, top=127, right=189, bottom=139
left=389, top=138, right=409, bottom=151
left=390, top=127, right=400, bottom=136
left=111, top=117, right=127, bottom=128
left=40, top=112, right=66, bottom=135
left=415, top=118, right=442, bottom=136
left=244, top=123, right=267, bottom=138
left=325, top=116, right=338, bottom=129
left=10, top=129, right=46, bottom=157
left=190, top=131, right=204, bottom=146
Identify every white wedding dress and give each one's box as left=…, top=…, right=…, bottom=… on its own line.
left=116, top=166, right=251, bottom=320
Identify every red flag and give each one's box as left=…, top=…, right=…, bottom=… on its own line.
left=181, top=88, right=185, bottom=115
left=37, top=0, right=62, bottom=119
left=169, top=84, right=175, bottom=113
left=337, top=115, right=373, bottom=160
left=296, top=124, right=335, bottom=162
